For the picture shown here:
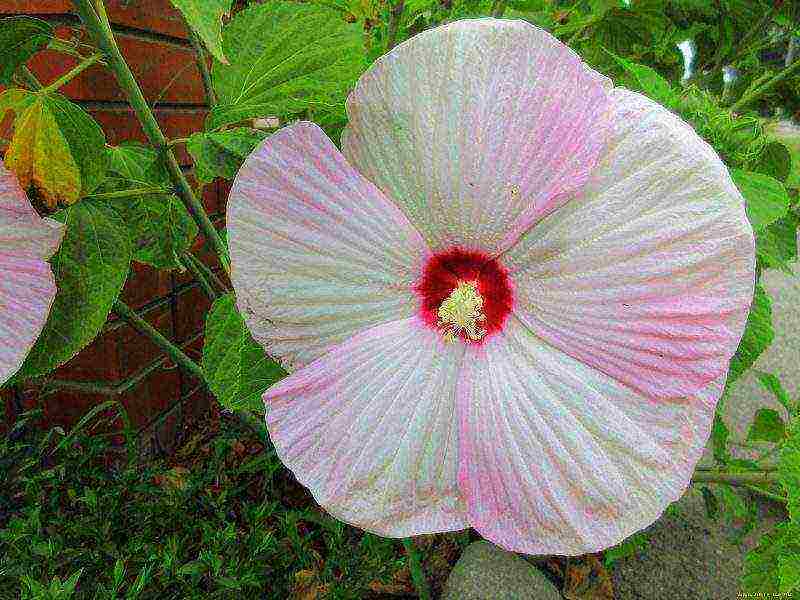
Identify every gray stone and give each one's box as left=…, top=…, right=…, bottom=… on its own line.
left=611, top=487, right=788, bottom=599
left=442, top=540, right=562, bottom=600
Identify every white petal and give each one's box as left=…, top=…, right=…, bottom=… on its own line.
left=342, top=18, right=611, bottom=254
left=503, top=89, right=755, bottom=400
left=265, top=317, right=469, bottom=536
left=456, top=316, right=722, bottom=555
left=227, top=121, right=430, bottom=370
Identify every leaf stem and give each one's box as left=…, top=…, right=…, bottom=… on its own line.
left=743, top=484, right=788, bottom=504
left=84, top=186, right=170, bottom=200
left=181, top=253, right=218, bottom=301
left=113, top=299, right=206, bottom=381
left=183, top=250, right=228, bottom=294
left=729, top=55, right=800, bottom=113
left=691, top=470, right=778, bottom=486
left=402, top=538, right=431, bottom=600
left=40, top=54, right=104, bottom=95
left=386, top=0, right=406, bottom=51
left=490, top=0, right=506, bottom=18
left=72, top=0, right=231, bottom=275
left=183, top=16, right=217, bottom=107
left=18, top=66, right=43, bottom=91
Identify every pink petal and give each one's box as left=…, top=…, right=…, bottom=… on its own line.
left=265, top=317, right=469, bottom=536
left=503, top=89, right=755, bottom=401
left=342, top=18, right=610, bottom=255
left=456, top=316, right=722, bottom=555
left=227, top=121, right=430, bottom=371
left=0, top=165, right=64, bottom=385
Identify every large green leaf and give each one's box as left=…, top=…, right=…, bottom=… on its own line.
left=780, top=415, right=800, bottom=522
left=208, top=2, right=365, bottom=130
left=731, top=169, right=790, bottom=232
left=742, top=521, right=800, bottom=593
left=15, top=200, right=133, bottom=381
left=169, top=0, right=233, bottom=64
left=757, top=212, right=798, bottom=273
left=186, top=128, right=265, bottom=184
left=727, top=284, right=773, bottom=385
left=202, top=293, right=287, bottom=412
left=102, top=144, right=197, bottom=270
left=0, top=16, right=53, bottom=86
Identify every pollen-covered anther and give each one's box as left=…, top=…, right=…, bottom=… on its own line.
left=436, top=280, right=487, bottom=343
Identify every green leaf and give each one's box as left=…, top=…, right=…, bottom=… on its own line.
left=753, top=370, right=795, bottom=414
left=186, top=128, right=265, bottom=184
left=202, top=293, right=287, bottom=412
left=779, top=415, right=800, bottom=522
left=603, top=530, right=650, bottom=567
left=0, top=16, right=53, bottom=86
left=604, top=51, right=677, bottom=108
left=742, top=522, right=800, bottom=593
left=208, top=2, right=365, bottom=130
left=746, top=408, right=786, bottom=443
left=757, top=212, right=798, bottom=273
left=169, top=0, right=233, bottom=64
left=753, top=142, right=792, bottom=183
left=779, top=554, right=800, bottom=594
left=727, top=284, right=773, bottom=385
left=700, top=486, right=719, bottom=520
left=15, top=200, right=133, bottom=380
left=102, top=143, right=197, bottom=269
left=711, top=412, right=730, bottom=462
left=730, top=169, right=790, bottom=232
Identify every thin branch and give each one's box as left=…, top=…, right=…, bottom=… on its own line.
left=490, top=0, right=506, bottom=18
left=40, top=54, right=104, bottom=95
left=19, top=66, right=42, bottom=91
left=729, top=55, right=800, bottom=112
left=183, top=250, right=228, bottom=294
left=183, top=17, right=217, bottom=107
left=691, top=470, right=778, bottom=486
left=402, top=538, right=431, bottom=600
left=72, top=0, right=231, bottom=275
left=743, top=484, right=788, bottom=504
left=84, top=186, right=170, bottom=200
left=386, top=0, right=405, bottom=51
left=113, top=299, right=206, bottom=382
left=181, top=252, right=218, bottom=302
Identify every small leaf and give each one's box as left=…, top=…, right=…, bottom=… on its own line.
left=727, top=284, right=773, bottom=385
left=3, top=92, right=108, bottom=207
left=102, top=143, right=197, bottom=269
left=753, top=141, right=792, bottom=183
left=186, top=128, right=265, bottom=184
left=203, top=293, right=287, bottom=412
left=753, top=371, right=795, bottom=415
left=700, top=486, right=719, bottom=520
left=208, top=2, right=365, bottom=130
left=779, top=415, right=800, bottom=522
left=170, top=0, right=233, bottom=64
left=746, top=408, right=786, bottom=443
left=0, top=16, right=53, bottom=85
left=711, top=412, right=730, bottom=462
left=756, top=210, right=798, bottom=272
left=730, top=169, right=790, bottom=232
left=4, top=95, right=81, bottom=207
left=602, top=530, right=650, bottom=567
left=779, top=554, right=800, bottom=594
left=605, top=50, right=677, bottom=108
left=15, top=200, right=132, bottom=380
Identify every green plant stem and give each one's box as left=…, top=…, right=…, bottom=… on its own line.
left=184, top=18, right=217, bottom=107
left=19, top=65, right=42, bottom=91
left=181, top=253, right=218, bottom=301
left=386, top=0, right=405, bottom=51
left=112, top=300, right=205, bottom=381
left=490, top=0, right=505, bottom=18
left=743, top=484, right=788, bottom=504
left=183, top=250, right=228, bottom=294
left=729, top=56, right=800, bottom=113
left=72, top=0, right=231, bottom=276
left=167, top=137, right=189, bottom=149
left=85, top=186, right=170, bottom=200
left=40, top=54, right=104, bottom=95
left=691, top=470, right=778, bottom=486
left=402, top=538, right=431, bottom=600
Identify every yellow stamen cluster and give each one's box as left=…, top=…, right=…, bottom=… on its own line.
left=437, top=280, right=487, bottom=344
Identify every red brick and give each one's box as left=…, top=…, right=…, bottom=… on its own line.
left=27, top=28, right=205, bottom=104
left=120, top=262, right=172, bottom=310
left=2, top=0, right=192, bottom=40
left=174, top=285, right=212, bottom=343
left=119, top=365, right=182, bottom=429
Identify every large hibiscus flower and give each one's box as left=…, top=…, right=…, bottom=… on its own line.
left=227, top=18, right=755, bottom=554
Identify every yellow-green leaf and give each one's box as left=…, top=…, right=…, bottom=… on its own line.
left=4, top=96, right=81, bottom=207
left=170, top=0, right=233, bottom=64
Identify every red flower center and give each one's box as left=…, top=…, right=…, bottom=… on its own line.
left=416, top=247, right=514, bottom=343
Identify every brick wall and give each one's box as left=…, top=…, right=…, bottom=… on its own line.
left=1, top=1, right=229, bottom=452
